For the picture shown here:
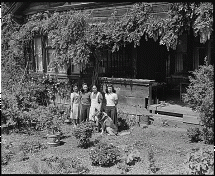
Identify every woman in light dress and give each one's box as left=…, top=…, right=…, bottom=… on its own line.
left=89, top=85, right=103, bottom=122
left=70, top=83, right=81, bottom=128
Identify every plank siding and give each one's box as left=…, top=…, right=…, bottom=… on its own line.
left=22, top=2, right=170, bottom=21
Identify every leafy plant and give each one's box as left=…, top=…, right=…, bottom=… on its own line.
left=201, top=127, right=214, bottom=145
left=185, top=148, right=214, bottom=175
left=183, top=59, right=214, bottom=144
left=19, top=140, right=48, bottom=154
left=117, top=144, right=141, bottom=174
left=187, top=127, right=202, bottom=143
left=72, top=121, right=94, bottom=148
left=30, top=156, right=89, bottom=174
left=1, top=140, right=14, bottom=166
left=89, top=141, right=121, bottom=167
left=148, top=147, right=158, bottom=174
left=1, top=145, right=14, bottom=166
left=1, top=150, right=14, bottom=166
left=117, top=162, right=132, bottom=174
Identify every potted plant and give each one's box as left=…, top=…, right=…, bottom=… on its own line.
left=46, top=115, right=63, bottom=147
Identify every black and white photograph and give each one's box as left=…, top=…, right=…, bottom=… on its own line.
left=1, top=1, right=214, bottom=174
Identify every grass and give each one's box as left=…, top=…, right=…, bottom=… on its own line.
left=1, top=117, right=213, bottom=174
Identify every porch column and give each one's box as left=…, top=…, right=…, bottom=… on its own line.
left=132, top=46, right=137, bottom=78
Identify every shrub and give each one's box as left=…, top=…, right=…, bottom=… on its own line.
left=117, top=109, right=132, bottom=131
left=187, top=127, right=202, bottom=143
left=89, top=142, right=120, bottom=167
left=117, top=162, right=132, bottom=174
left=30, top=156, right=89, bottom=174
left=72, top=121, right=94, bottom=148
left=1, top=150, right=14, bottom=165
left=1, top=140, right=14, bottom=165
left=201, top=127, right=214, bottom=145
left=117, top=144, right=141, bottom=174
left=117, top=117, right=129, bottom=132
left=183, top=58, right=214, bottom=144
left=19, top=140, right=48, bottom=154
left=148, top=147, right=159, bottom=174
left=1, top=147, right=14, bottom=165
left=2, top=93, right=22, bottom=132
left=185, top=148, right=214, bottom=175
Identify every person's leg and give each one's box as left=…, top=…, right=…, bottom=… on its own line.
left=114, top=106, right=118, bottom=128
left=110, top=106, right=116, bottom=124
left=105, top=106, right=111, bottom=118
left=73, top=104, right=79, bottom=126
left=81, top=105, right=86, bottom=122
left=84, top=105, right=89, bottom=122
left=86, top=105, right=90, bottom=122
left=78, top=104, right=82, bottom=124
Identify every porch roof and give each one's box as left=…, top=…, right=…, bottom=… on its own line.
left=6, top=2, right=171, bottom=24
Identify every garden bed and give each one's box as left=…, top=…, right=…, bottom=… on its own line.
left=1, top=120, right=213, bottom=175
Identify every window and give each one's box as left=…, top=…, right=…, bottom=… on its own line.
left=46, top=49, right=55, bottom=72
left=32, top=36, right=80, bottom=75
left=175, top=52, right=188, bottom=73
left=100, top=45, right=133, bottom=78
left=34, top=37, right=43, bottom=72
left=193, top=47, right=206, bottom=70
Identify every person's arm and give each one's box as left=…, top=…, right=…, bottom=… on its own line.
left=79, top=92, right=82, bottom=104
left=88, top=92, right=92, bottom=104
left=71, top=93, right=74, bottom=112
left=114, top=93, right=118, bottom=106
left=97, top=92, right=103, bottom=111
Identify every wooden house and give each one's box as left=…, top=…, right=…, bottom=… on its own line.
left=6, top=2, right=214, bottom=111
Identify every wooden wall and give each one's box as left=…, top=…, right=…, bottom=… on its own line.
left=99, top=77, right=155, bottom=114
left=22, top=2, right=171, bottom=21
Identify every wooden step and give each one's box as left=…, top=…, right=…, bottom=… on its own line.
left=183, top=115, right=200, bottom=125
left=148, top=103, right=200, bottom=125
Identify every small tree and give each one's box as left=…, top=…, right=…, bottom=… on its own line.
left=183, top=58, right=214, bottom=144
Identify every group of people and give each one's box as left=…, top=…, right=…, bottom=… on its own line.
left=70, top=83, right=118, bottom=134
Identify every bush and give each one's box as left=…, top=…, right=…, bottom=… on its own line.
left=148, top=147, right=158, bottom=173
left=19, top=140, right=48, bottom=154
left=201, top=127, right=214, bottom=145
left=2, top=72, right=71, bottom=134
left=117, top=110, right=131, bottom=131
left=183, top=58, right=214, bottom=144
left=185, top=148, right=214, bottom=175
left=1, top=140, right=14, bottom=165
left=72, top=121, right=94, bottom=148
left=30, top=156, right=89, bottom=174
left=2, top=93, right=21, bottom=131
left=187, top=127, right=202, bottom=143
left=117, top=144, right=141, bottom=174
left=117, top=162, right=132, bottom=174
left=89, top=142, right=121, bottom=167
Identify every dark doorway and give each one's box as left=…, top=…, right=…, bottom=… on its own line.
left=136, top=37, right=168, bottom=82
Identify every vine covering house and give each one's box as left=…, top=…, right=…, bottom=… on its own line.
left=3, top=2, right=214, bottom=108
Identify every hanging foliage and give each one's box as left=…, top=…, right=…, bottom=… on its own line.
left=3, top=2, right=213, bottom=80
